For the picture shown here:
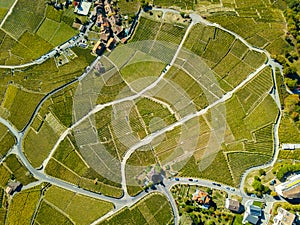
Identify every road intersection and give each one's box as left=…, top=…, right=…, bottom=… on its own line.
left=0, top=7, right=287, bottom=225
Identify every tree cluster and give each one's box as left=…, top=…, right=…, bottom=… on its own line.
left=251, top=176, right=270, bottom=197
left=284, top=94, right=300, bottom=122
left=275, top=163, right=300, bottom=181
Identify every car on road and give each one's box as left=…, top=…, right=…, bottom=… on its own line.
left=212, top=182, right=221, bottom=187
left=225, top=187, right=230, bottom=191
left=231, top=188, right=235, bottom=192
left=174, top=178, right=179, bottom=181
left=188, top=178, right=193, bottom=181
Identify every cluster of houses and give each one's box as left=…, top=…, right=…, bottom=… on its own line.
left=90, top=0, right=127, bottom=55
left=189, top=187, right=298, bottom=225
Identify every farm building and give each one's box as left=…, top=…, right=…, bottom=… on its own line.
left=275, top=174, right=300, bottom=199
left=5, top=181, right=22, bottom=195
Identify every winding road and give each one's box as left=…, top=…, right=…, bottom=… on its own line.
left=0, top=6, right=288, bottom=225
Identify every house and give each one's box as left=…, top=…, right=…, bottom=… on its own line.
left=95, top=43, right=106, bottom=56
left=106, top=37, right=114, bottom=48
left=100, top=32, right=109, bottom=42
left=192, top=189, right=211, bottom=209
left=242, top=200, right=262, bottom=224
left=74, top=1, right=92, bottom=16
left=225, top=198, right=241, bottom=213
left=5, top=181, right=21, bottom=195
left=282, top=143, right=300, bottom=150
left=92, top=40, right=101, bottom=54
left=273, top=207, right=296, bottom=225
left=275, top=174, right=300, bottom=199
left=72, top=22, right=83, bottom=30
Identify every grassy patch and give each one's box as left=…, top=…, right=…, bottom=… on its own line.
left=227, top=152, right=272, bottom=184
left=47, top=135, right=123, bottom=198
left=99, top=193, right=173, bottom=225
left=2, top=0, right=46, bottom=39
left=45, top=186, right=114, bottom=225
left=49, top=22, right=78, bottom=46
left=12, top=31, right=53, bottom=60
left=24, top=121, right=59, bottom=168
left=244, top=95, right=279, bottom=130
left=278, top=150, right=300, bottom=160
left=0, top=124, right=15, bottom=158
left=45, top=158, right=81, bottom=185
left=4, top=154, right=37, bottom=185
left=118, top=0, right=140, bottom=14
left=130, top=17, right=161, bottom=42
left=208, top=13, right=285, bottom=56
left=36, top=18, right=60, bottom=42
left=6, top=186, right=41, bottom=224
left=136, top=97, right=177, bottom=132
left=183, top=23, right=215, bottom=56
left=2, top=85, right=44, bottom=130
left=279, top=116, right=300, bottom=143
left=120, top=61, right=165, bottom=84
left=157, top=22, right=187, bottom=45
left=0, top=165, right=11, bottom=187
left=165, top=66, right=208, bottom=110
left=202, top=29, right=235, bottom=64
left=35, top=200, right=73, bottom=225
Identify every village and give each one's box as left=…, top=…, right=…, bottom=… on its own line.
left=70, top=0, right=133, bottom=56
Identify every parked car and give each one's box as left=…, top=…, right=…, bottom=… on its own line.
left=231, top=188, right=235, bottom=192
left=212, top=182, right=221, bottom=187
left=193, top=179, right=198, bottom=182
left=188, top=178, right=193, bottom=181
left=174, top=178, right=180, bottom=181
left=226, top=187, right=230, bottom=190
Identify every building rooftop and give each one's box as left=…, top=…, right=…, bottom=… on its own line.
left=192, top=189, right=211, bottom=205
left=273, top=207, right=296, bottom=225
left=74, top=1, right=92, bottom=16
left=5, top=181, right=21, bottom=195
left=242, top=201, right=262, bottom=225
left=282, top=143, right=300, bottom=150
left=225, top=198, right=240, bottom=213
left=275, top=174, right=300, bottom=199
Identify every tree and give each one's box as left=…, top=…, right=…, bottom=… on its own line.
left=206, top=188, right=212, bottom=195
left=271, top=191, right=278, bottom=197
left=259, top=169, right=266, bottom=176
left=284, top=94, right=300, bottom=114
left=284, top=77, right=298, bottom=90
left=252, top=180, right=264, bottom=192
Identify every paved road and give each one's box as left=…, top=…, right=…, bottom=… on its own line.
left=121, top=18, right=195, bottom=199
left=0, top=6, right=289, bottom=225
left=0, top=0, right=19, bottom=29
left=0, top=33, right=85, bottom=69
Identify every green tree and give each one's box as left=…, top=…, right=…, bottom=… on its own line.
left=284, top=77, right=298, bottom=89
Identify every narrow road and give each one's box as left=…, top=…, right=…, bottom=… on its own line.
left=0, top=6, right=289, bottom=225
left=0, top=0, right=18, bottom=29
